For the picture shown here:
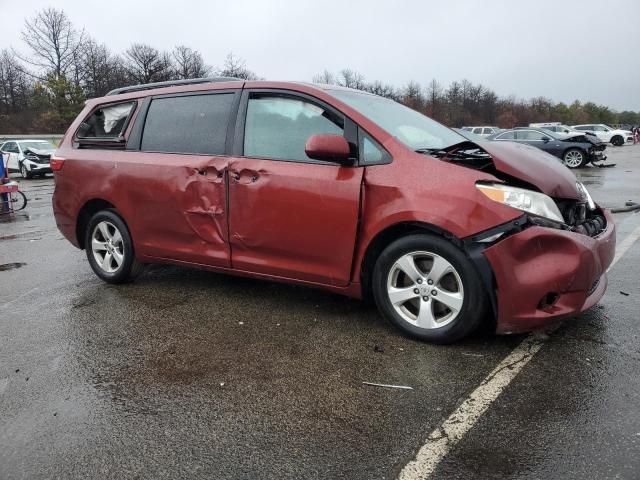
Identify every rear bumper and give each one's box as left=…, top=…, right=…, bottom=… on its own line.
left=483, top=210, right=616, bottom=334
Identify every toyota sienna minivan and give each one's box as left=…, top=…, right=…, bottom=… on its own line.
left=52, top=78, right=615, bottom=343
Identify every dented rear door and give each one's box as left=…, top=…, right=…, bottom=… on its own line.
left=122, top=89, right=240, bottom=267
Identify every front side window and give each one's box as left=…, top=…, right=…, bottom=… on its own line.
left=518, top=130, right=546, bottom=140
left=141, top=93, right=234, bottom=155
left=473, top=128, right=483, bottom=134
left=2, top=142, right=19, bottom=153
left=243, top=95, right=343, bottom=162
left=79, top=102, right=136, bottom=138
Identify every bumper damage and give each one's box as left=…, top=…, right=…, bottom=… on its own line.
left=473, top=210, right=615, bottom=334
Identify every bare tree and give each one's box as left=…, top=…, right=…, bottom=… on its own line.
left=0, top=49, right=31, bottom=112
left=426, top=79, right=443, bottom=119
left=337, top=69, right=366, bottom=89
left=172, top=46, right=211, bottom=79
left=312, top=69, right=336, bottom=85
left=365, top=80, right=397, bottom=99
left=401, top=81, right=425, bottom=111
left=216, top=53, right=259, bottom=80
left=19, top=8, right=84, bottom=78
left=124, top=43, right=174, bottom=84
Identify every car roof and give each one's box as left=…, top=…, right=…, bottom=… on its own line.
left=91, top=79, right=374, bottom=108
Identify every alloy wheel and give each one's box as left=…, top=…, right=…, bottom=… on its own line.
left=564, top=150, right=583, bottom=168
left=91, top=221, right=125, bottom=273
left=386, top=251, right=464, bottom=329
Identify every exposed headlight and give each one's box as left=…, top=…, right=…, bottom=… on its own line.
left=476, top=183, right=564, bottom=223
left=576, top=182, right=595, bottom=210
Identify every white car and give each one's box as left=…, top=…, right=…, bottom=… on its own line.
left=0, top=139, right=57, bottom=179
left=461, top=126, right=502, bottom=136
left=571, top=124, right=633, bottom=146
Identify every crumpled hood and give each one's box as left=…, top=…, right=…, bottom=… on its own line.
left=25, top=147, right=54, bottom=156
left=478, top=141, right=580, bottom=200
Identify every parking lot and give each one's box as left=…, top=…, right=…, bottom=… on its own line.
left=1, top=145, right=640, bottom=479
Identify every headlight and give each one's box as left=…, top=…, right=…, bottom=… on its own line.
left=476, top=183, right=564, bottom=223
left=576, top=182, right=595, bottom=210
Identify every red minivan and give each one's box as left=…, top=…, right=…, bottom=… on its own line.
left=52, top=78, right=616, bottom=343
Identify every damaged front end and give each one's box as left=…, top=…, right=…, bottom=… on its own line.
left=427, top=139, right=615, bottom=333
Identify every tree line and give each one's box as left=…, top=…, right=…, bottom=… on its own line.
left=1, top=8, right=638, bottom=134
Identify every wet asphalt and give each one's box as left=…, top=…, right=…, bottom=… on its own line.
left=1, top=146, right=639, bottom=479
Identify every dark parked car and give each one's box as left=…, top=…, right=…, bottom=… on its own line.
left=488, top=128, right=607, bottom=168
left=52, top=78, right=615, bottom=343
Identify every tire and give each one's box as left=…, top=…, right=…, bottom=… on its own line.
left=20, top=163, right=32, bottom=179
left=611, top=135, right=624, bottom=147
left=85, top=209, right=144, bottom=283
left=563, top=148, right=586, bottom=168
left=11, top=191, right=27, bottom=211
left=372, top=234, right=487, bottom=343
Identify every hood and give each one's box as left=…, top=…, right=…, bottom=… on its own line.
left=24, top=147, right=54, bottom=156
left=477, top=141, right=580, bottom=200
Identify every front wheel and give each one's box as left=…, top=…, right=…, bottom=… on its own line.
left=20, top=163, right=32, bottom=179
left=610, top=135, right=624, bottom=147
left=563, top=148, right=586, bottom=168
left=372, top=234, right=487, bottom=343
left=85, top=209, right=144, bottom=283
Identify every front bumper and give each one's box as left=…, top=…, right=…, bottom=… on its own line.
left=483, top=209, right=616, bottom=334
left=27, top=162, right=52, bottom=174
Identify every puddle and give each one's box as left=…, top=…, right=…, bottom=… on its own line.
left=0, top=262, right=27, bottom=271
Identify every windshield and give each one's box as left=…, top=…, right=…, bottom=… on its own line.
left=19, top=141, right=56, bottom=151
left=329, top=89, right=465, bottom=150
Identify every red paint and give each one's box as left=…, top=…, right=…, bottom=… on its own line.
left=52, top=80, right=616, bottom=335
left=304, top=134, right=350, bottom=161
left=484, top=210, right=616, bottom=333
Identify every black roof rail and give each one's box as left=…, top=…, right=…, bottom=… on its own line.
left=106, top=77, right=241, bottom=96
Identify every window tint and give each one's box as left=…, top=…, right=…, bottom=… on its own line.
left=244, top=95, right=343, bottom=162
left=483, top=128, right=493, bottom=134
left=141, top=94, right=234, bottom=155
left=360, top=130, right=391, bottom=165
left=574, top=126, right=588, bottom=131
left=472, top=128, right=483, bottom=134
left=495, top=131, right=515, bottom=140
left=80, top=102, right=135, bottom=138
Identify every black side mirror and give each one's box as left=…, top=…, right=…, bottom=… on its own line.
left=542, top=137, right=550, bottom=143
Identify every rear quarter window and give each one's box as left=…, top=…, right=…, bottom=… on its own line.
left=141, top=93, right=235, bottom=155
left=78, top=102, right=136, bottom=138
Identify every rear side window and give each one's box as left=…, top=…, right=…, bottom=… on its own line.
left=79, top=102, right=136, bottom=138
left=495, top=131, right=515, bottom=140
left=141, top=94, right=234, bottom=155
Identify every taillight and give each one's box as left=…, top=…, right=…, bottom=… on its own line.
left=50, top=155, right=65, bottom=171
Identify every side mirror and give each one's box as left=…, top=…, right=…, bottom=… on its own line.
left=542, top=137, right=550, bottom=143
left=305, top=134, right=351, bottom=163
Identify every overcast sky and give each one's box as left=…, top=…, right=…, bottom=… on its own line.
left=2, top=0, right=639, bottom=110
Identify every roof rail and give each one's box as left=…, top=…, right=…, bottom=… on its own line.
left=106, top=77, right=241, bottom=96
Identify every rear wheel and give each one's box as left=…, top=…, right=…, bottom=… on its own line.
left=372, top=234, right=487, bottom=343
left=85, top=209, right=144, bottom=283
left=563, top=148, right=586, bottom=168
left=611, top=135, right=624, bottom=147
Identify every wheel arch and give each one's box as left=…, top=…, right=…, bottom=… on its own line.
left=75, top=198, right=117, bottom=249
left=359, top=221, right=462, bottom=302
